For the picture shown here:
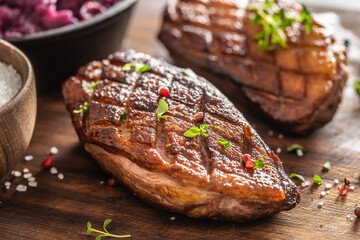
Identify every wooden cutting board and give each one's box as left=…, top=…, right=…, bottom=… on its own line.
left=1, top=1, right=359, bottom=239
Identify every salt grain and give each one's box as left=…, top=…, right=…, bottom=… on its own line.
left=28, top=181, right=38, bottom=187
left=318, top=202, right=323, bottom=208
left=13, top=171, right=22, bottom=177
left=100, top=181, right=104, bottom=185
left=350, top=185, right=355, bottom=191
left=58, top=173, right=64, bottom=180
left=268, top=130, right=274, bottom=136
left=325, top=183, right=332, bottom=189
left=320, top=191, right=326, bottom=197
left=50, top=167, right=58, bottom=175
left=326, top=190, right=330, bottom=194
left=16, top=184, right=27, bottom=192
left=170, top=217, right=175, bottom=221
left=276, top=147, right=282, bottom=154
left=23, top=168, right=29, bottom=173
left=28, top=177, right=36, bottom=182
left=50, top=146, right=59, bottom=155
left=24, top=155, right=34, bottom=161
left=296, top=149, right=304, bottom=157
left=278, top=134, right=284, bottom=139
left=334, top=179, right=339, bottom=184
left=23, top=173, right=32, bottom=179
left=0, top=62, right=22, bottom=107
left=4, top=181, right=11, bottom=187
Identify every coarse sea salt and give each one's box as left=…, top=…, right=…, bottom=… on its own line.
left=16, top=184, right=27, bottom=192
left=0, top=62, right=22, bottom=107
left=50, top=146, right=59, bottom=155
left=24, top=155, right=33, bottom=161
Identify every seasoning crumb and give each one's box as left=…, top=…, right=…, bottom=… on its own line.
left=100, top=181, right=104, bottom=185
left=349, top=185, right=355, bottom=191
left=278, top=134, right=284, bottom=139
left=296, top=149, right=304, bottom=157
left=320, top=191, right=326, bottom=197
left=24, top=155, right=34, bottom=161
left=318, top=202, right=323, bottom=208
left=276, top=147, right=281, bottom=154
left=13, top=171, right=22, bottom=177
left=170, top=216, right=175, bottom=221
left=325, top=183, right=332, bottom=189
left=50, top=167, right=58, bottom=175
left=16, top=184, right=27, bottom=192
left=28, top=181, right=38, bottom=187
left=58, top=173, right=64, bottom=180
left=23, top=168, right=29, bottom=173
left=50, top=146, right=59, bottom=155
left=28, top=177, right=36, bottom=182
left=268, top=130, right=274, bottom=136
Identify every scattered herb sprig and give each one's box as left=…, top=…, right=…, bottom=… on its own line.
left=86, top=219, right=130, bottom=239
left=122, top=63, right=151, bottom=73
left=156, top=99, right=168, bottom=119
left=287, top=144, right=305, bottom=152
left=182, top=68, right=197, bottom=78
left=73, top=102, right=89, bottom=114
left=184, top=125, right=209, bottom=138
left=120, top=112, right=126, bottom=123
left=218, top=139, right=233, bottom=149
left=84, top=81, right=99, bottom=90
left=253, top=159, right=265, bottom=169
left=313, top=175, right=323, bottom=185
left=289, top=173, right=305, bottom=182
left=249, top=0, right=313, bottom=51
left=354, top=80, right=360, bottom=97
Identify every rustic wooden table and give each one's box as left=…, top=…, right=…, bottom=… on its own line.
left=1, top=0, right=360, bottom=239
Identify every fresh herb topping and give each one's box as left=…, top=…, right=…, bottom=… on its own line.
left=313, top=175, right=323, bottom=185
left=122, top=63, right=151, bottom=73
left=323, top=161, right=331, bottom=171
left=217, top=139, right=233, bottom=149
left=289, top=173, right=305, bottom=182
left=84, top=81, right=99, bottom=90
left=156, top=99, right=168, bottom=119
left=120, top=112, right=126, bottom=123
left=184, top=125, right=209, bottom=138
left=249, top=0, right=313, bottom=51
left=214, top=126, right=219, bottom=129
left=86, top=219, right=130, bottom=239
left=287, top=144, right=305, bottom=152
left=182, top=68, right=197, bottom=78
left=253, top=159, right=265, bottom=169
left=354, top=80, right=360, bottom=97
left=73, top=102, right=89, bottom=114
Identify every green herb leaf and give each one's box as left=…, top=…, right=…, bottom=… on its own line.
left=184, top=125, right=209, bottom=138
left=354, top=80, right=360, bottom=97
left=86, top=222, right=92, bottom=236
left=253, top=159, right=265, bottom=169
left=182, top=68, right=197, bottom=78
left=156, top=99, right=168, bottom=120
left=287, top=144, right=305, bottom=152
left=217, top=139, right=233, bottom=149
left=84, top=81, right=99, bottom=90
left=323, top=161, right=331, bottom=171
left=122, top=63, right=151, bottom=73
left=289, top=173, right=305, bottom=182
left=313, top=175, right=323, bottom=185
left=120, top=112, right=126, bottom=123
left=95, top=235, right=103, bottom=240
left=249, top=0, right=312, bottom=51
left=214, top=126, right=219, bottom=129
left=73, top=102, right=89, bottom=114
left=103, top=219, right=112, bottom=233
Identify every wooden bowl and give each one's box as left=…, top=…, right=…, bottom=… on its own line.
left=0, top=39, right=36, bottom=184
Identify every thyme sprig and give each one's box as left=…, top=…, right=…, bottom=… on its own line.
left=86, top=219, right=130, bottom=239
left=249, top=0, right=313, bottom=51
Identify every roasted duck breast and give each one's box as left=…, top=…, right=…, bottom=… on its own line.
left=158, top=0, right=348, bottom=134
left=62, top=50, right=300, bottom=221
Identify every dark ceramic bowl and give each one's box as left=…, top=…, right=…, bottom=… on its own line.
left=0, top=39, right=36, bottom=184
left=6, top=0, right=137, bottom=94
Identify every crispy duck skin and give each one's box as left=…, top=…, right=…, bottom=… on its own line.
left=62, top=50, right=300, bottom=221
left=158, top=0, right=348, bottom=134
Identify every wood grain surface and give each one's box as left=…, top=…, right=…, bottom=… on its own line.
left=1, top=0, right=360, bottom=239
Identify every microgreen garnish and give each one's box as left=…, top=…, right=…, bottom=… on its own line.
left=323, top=161, right=331, bottom=171
left=253, top=159, right=265, bottom=169
left=313, top=175, right=323, bottom=185
left=182, top=68, right=197, bottom=78
left=287, top=144, right=305, bottom=152
left=217, top=139, right=233, bottom=149
left=156, top=99, right=168, bottom=119
left=184, top=125, right=209, bottom=138
left=214, top=126, right=219, bottom=129
left=289, top=173, right=305, bottom=182
left=354, top=80, right=360, bottom=97
left=249, top=0, right=313, bottom=51
left=120, top=112, right=126, bottom=123
left=122, top=63, right=151, bottom=73
left=73, top=102, right=89, bottom=114
left=84, top=81, right=99, bottom=90
left=86, top=219, right=130, bottom=239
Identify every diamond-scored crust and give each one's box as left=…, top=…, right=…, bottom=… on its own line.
left=159, top=0, right=348, bottom=134
left=62, top=50, right=300, bottom=221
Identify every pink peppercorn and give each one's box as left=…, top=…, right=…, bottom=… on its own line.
left=159, top=88, right=170, bottom=97
left=194, top=112, right=204, bottom=122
